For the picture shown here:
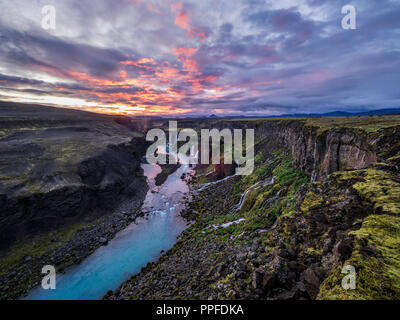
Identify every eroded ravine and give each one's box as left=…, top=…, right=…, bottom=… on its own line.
left=23, top=163, right=193, bottom=300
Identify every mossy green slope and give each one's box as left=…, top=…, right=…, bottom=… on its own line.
left=318, top=166, right=400, bottom=300
left=198, top=151, right=309, bottom=244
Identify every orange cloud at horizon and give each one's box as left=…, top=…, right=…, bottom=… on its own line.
left=5, top=44, right=249, bottom=117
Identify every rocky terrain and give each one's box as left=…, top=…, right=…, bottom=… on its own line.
left=1, top=103, right=399, bottom=300
left=105, top=115, right=400, bottom=300
left=0, top=102, right=150, bottom=299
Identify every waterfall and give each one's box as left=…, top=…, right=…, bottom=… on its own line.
left=196, top=173, right=238, bottom=192
left=230, top=176, right=276, bottom=213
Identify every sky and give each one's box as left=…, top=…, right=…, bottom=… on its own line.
left=0, top=0, right=399, bottom=116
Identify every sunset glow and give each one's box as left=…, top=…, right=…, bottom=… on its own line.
left=0, top=1, right=399, bottom=116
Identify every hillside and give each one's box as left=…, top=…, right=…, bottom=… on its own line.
left=0, top=102, right=149, bottom=299
left=105, top=116, right=400, bottom=300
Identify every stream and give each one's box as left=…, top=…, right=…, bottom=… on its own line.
left=24, top=162, right=193, bottom=300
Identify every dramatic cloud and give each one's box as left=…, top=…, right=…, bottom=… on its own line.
left=0, top=0, right=399, bottom=115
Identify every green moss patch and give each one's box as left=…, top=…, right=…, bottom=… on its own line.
left=300, top=190, right=323, bottom=213
left=207, top=155, right=309, bottom=242
left=352, top=169, right=400, bottom=215
left=318, top=214, right=400, bottom=300
left=304, top=115, right=400, bottom=134
left=0, top=218, right=101, bottom=276
left=318, top=166, right=400, bottom=300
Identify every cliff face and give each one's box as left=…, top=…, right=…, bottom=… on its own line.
left=214, top=119, right=398, bottom=181
left=0, top=139, right=147, bottom=250
left=272, top=123, right=377, bottom=181
left=179, top=118, right=393, bottom=182
left=0, top=103, right=152, bottom=299
left=0, top=102, right=149, bottom=251
left=257, top=119, right=400, bottom=181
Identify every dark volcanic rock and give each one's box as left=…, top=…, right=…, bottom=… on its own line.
left=0, top=102, right=149, bottom=251
left=0, top=102, right=150, bottom=299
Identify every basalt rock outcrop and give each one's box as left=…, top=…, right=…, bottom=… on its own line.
left=274, top=124, right=378, bottom=181
left=179, top=118, right=399, bottom=181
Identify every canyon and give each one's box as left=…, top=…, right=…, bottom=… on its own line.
left=106, top=116, right=400, bottom=300
left=0, top=102, right=399, bottom=300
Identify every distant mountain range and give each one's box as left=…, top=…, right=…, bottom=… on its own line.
left=268, top=108, right=400, bottom=118
left=130, top=107, right=400, bottom=120
left=201, top=108, right=400, bottom=119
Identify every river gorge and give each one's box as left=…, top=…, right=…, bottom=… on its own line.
left=1, top=104, right=399, bottom=300
left=24, top=163, right=192, bottom=299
